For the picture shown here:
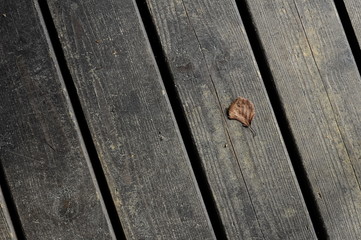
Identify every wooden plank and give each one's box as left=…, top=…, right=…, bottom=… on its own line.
left=45, top=0, right=216, bottom=239
left=0, top=1, right=115, bottom=239
left=0, top=187, right=16, bottom=240
left=245, top=0, right=361, bottom=238
left=145, top=0, right=317, bottom=238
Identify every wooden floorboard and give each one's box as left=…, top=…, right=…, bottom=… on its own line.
left=246, top=0, right=361, bottom=238
left=0, top=0, right=115, bottom=239
left=2, top=0, right=361, bottom=238
left=0, top=187, right=16, bottom=240
left=145, top=0, right=317, bottom=239
left=45, top=0, right=216, bottom=239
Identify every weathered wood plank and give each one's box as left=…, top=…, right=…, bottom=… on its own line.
left=246, top=0, right=361, bottom=238
left=145, top=0, right=317, bottom=238
left=0, top=0, right=115, bottom=239
left=45, top=0, right=216, bottom=239
left=0, top=187, right=16, bottom=240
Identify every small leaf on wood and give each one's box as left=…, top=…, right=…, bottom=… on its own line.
left=228, top=97, right=256, bottom=136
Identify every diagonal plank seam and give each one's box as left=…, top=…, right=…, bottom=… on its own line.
left=178, top=0, right=266, bottom=238
left=134, top=0, right=225, bottom=238
left=234, top=0, right=328, bottom=238
left=0, top=162, right=24, bottom=239
left=36, top=1, right=126, bottom=239
left=0, top=185, right=18, bottom=239
left=333, top=0, right=361, bottom=74
left=292, top=0, right=361, bottom=193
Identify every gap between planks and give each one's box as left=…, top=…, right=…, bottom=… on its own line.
left=134, top=0, right=227, bottom=238
left=36, top=0, right=126, bottom=239
left=235, top=1, right=329, bottom=237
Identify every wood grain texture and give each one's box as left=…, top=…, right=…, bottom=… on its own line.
left=0, top=0, right=115, bottom=239
left=146, top=0, right=317, bottom=238
left=45, top=0, right=216, bottom=239
left=0, top=187, right=16, bottom=240
left=246, top=0, right=361, bottom=238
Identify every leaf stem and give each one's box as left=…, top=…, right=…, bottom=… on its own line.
left=248, top=126, right=256, bottom=137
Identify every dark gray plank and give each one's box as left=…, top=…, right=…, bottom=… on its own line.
left=0, top=0, right=115, bottom=239
left=146, top=0, right=317, bottom=239
left=45, top=0, right=215, bottom=239
left=246, top=0, right=361, bottom=238
left=0, top=187, right=16, bottom=240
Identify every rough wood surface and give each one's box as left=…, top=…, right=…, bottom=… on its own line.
left=246, top=0, right=361, bottom=238
left=146, top=0, right=317, bottom=238
left=0, top=0, right=115, bottom=239
left=46, top=0, right=215, bottom=239
left=0, top=187, right=16, bottom=240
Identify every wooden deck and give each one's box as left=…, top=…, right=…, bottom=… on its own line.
left=1, top=0, right=361, bottom=239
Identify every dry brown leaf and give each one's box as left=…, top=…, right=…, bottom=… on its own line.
left=228, top=97, right=256, bottom=136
